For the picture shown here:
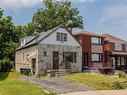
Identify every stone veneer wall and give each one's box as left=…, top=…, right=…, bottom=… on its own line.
left=37, top=44, right=82, bottom=75
left=15, top=45, right=38, bottom=75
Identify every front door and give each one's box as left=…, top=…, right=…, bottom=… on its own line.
left=53, top=52, right=59, bottom=70
left=111, top=57, right=115, bottom=69
left=32, top=58, right=36, bottom=75
left=84, top=52, right=88, bottom=66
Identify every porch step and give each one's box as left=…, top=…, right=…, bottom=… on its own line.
left=55, top=69, right=69, bottom=76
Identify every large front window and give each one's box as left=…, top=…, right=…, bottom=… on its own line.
left=91, top=37, right=102, bottom=45
left=63, top=52, right=76, bottom=63
left=56, top=32, right=67, bottom=42
left=115, top=43, right=122, bottom=51
left=92, top=53, right=102, bottom=62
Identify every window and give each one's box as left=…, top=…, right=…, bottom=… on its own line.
left=91, top=37, right=102, bottom=45
left=63, top=52, right=76, bottom=63
left=115, top=43, right=122, bottom=51
left=44, top=51, right=47, bottom=56
left=56, top=32, right=67, bottom=42
left=92, top=53, right=102, bottom=62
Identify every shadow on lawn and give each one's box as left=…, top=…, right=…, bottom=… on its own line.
left=0, top=72, right=9, bottom=81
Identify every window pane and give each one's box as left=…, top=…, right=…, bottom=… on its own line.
left=63, top=52, right=76, bottom=63
left=92, top=53, right=102, bottom=62
left=57, top=33, right=60, bottom=41
left=64, top=33, right=67, bottom=41
left=91, top=37, right=102, bottom=44
left=115, top=43, right=122, bottom=51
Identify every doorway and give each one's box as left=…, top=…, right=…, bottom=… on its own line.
left=32, top=58, right=36, bottom=75
left=53, top=52, right=59, bottom=70
left=84, top=52, right=88, bottom=66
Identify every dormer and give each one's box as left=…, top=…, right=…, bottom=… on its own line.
left=20, top=36, right=35, bottom=46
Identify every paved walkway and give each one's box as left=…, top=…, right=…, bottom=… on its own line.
left=21, top=76, right=94, bottom=94
left=59, top=90, right=127, bottom=95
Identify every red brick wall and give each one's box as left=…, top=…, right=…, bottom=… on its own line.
left=75, top=35, right=92, bottom=66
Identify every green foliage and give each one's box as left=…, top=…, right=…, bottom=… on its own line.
left=118, top=71, right=126, bottom=78
left=64, top=73, right=127, bottom=90
left=112, top=82, right=126, bottom=89
left=0, top=72, right=55, bottom=95
left=0, top=58, right=14, bottom=72
left=0, top=8, right=27, bottom=72
left=25, top=0, right=83, bottom=34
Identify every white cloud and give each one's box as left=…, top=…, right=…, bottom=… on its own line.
left=0, top=0, right=42, bottom=10
left=98, top=2, right=127, bottom=23
left=0, top=0, right=95, bottom=11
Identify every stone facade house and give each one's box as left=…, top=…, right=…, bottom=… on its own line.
left=15, top=25, right=82, bottom=75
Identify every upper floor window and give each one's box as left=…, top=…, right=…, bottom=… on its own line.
left=115, top=43, right=122, bottom=51
left=91, top=37, right=102, bottom=45
left=56, top=32, right=67, bottom=42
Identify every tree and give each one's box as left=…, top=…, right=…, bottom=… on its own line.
left=26, top=0, right=83, bottom=34
left=0, top=9, right=26, bottom=71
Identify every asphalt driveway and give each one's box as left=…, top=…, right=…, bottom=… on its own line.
left=21, top=76, right=94, bottom=94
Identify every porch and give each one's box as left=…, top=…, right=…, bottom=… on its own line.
left=110, top=51, right=127, bottom=72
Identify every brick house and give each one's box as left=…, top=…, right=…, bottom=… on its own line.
left=74, top=31, right=127, bottom=73
left=15, top=25, right=82, bottom=75
left=74, top=31, right=106, bottom=71
left=103, top=34, right=127, bottom=71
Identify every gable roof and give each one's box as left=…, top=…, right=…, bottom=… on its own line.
left=73, top=30, right=104, bottom=38
left=103, top=34, right=127, bottom=44
left=16, top=25, right=81, bottom=51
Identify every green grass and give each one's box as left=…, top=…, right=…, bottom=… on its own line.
left=0, top=71, right=55, bottom=95
left=64, top=73, right=127, bottom=90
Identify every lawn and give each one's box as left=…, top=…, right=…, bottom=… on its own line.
left=0, top=71, right=54, bottom=95
left=64, top=73, right=127, bottom=90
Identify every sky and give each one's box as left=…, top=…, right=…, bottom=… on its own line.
left=0, top=0, right=127, bottom=41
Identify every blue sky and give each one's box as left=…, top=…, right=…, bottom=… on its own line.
left=0, top=0, right=127, bottom=41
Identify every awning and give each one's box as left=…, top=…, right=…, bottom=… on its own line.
left=112, top=51, right=127, bottom=56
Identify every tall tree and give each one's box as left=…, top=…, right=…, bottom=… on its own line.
left=26, top=0, right=83, bottom=34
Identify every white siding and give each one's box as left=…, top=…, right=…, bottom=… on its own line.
left=39, top=28, right=80, bottom=46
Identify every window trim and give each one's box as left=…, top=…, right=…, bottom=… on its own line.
left=91, top=37, right=103, bottom=45
left=63, top=52, right=77, bottom=63
left=115, top=43, right=122, bottom=51
left=56, top=32, right=67, bottom=42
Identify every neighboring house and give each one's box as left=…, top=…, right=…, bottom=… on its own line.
left=15, top=25, right=82, bottom=75
left=103, top=34, right=127, bottom=71
left=74, top=31, right=127, bottom=73
left=74, top=31, right=106, bottom=72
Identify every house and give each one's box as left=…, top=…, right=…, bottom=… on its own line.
left=103, top=34, right=127, bottom=71
left=15, top=25, right=82, bottom=75
left=74, top=31, right=127, bottom=73
left=74, top=31, right=106, bottom=72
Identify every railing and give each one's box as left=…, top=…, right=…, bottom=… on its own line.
left=103, top=62, right=112, bottom=67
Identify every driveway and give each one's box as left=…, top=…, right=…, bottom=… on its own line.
left=59, top=90, right=127, bottom=95
left=21, top=76, right=94, bottom=94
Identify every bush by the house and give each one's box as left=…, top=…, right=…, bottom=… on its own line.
left=112, top=82, right=126, bottom=89
left=0, top=58, right=14, bottom=72
left=118, top=71, right=126, bottom=78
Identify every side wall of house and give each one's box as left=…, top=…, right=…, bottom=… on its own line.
left=15, top=45, right=38, bottom=75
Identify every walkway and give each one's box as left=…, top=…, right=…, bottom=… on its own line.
left=21, top=76, right=94, bottom=94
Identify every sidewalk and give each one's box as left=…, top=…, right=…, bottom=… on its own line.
left=59, top=90, right=127, bottom=95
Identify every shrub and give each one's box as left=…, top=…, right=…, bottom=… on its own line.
left=112, top=82, right=126, bottom=89
left=0, top=58, right=14, bottom=72
left=118, top=71, right=126, bottom=78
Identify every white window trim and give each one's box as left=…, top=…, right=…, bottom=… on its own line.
left=115, top=43, right=122, bottom=51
